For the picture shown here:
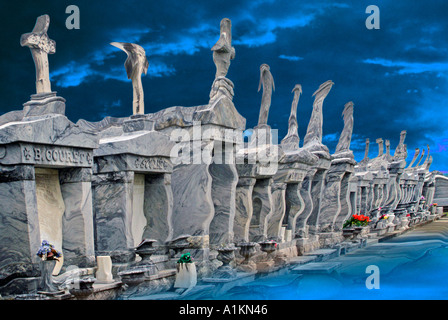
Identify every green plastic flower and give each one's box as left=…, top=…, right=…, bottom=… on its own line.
left=177, top=252, right=193, bottom=263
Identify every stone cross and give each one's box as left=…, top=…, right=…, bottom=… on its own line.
left=281, top=84, right=302, bottom=151
left=111, top=42, right=149, bottom=115
left=211, top=18, right=235, bottom=79
left=335, top=101, right=354, bottom=154
left=20, top=14, right=56, bottom=94
left=257, top=64, right=275, bottom=126
left=303, top=80, right=334, bottom=147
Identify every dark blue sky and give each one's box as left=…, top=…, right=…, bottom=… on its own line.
left=1, top=0, right=447, bottom=172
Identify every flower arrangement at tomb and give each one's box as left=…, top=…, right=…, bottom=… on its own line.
left=174, top=252, right=197, bottom=289
left=36, top=240, right=62, bottom=261
left=177, top=252, right=193, bottom=264
left=343, top=214, right=370, bottom=229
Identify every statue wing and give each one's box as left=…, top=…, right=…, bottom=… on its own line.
left=124, top=57, right=133, bottom=79
left=143, top=56, right=149, bottom=75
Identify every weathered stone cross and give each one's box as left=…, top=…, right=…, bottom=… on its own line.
left=20, top=14, right=56, bottom=94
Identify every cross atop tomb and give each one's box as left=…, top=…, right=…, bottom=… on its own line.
left=20, top=14, right=56, bottom=94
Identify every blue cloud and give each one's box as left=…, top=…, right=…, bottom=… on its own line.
left=51, top=62, right=93, bottom=88
left=51, top=59, right=175, bottom=88
left=233, top=14, right=315, bottom=47
left=363, top=58, right=448, bottom=75
left=278, top=55, right=303, bottom=62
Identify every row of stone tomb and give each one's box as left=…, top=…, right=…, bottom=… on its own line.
left=0, top=15, right=444, bottom=295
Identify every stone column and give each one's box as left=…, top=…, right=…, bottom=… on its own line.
left=233, top=176, right=256, bottom=243
left=264, top=156, right=312, bottom=242
left=333, top=172, right=354, bottom=231
left=318, top=169, right=344, bottom=232
left=372, top=182, right=380, bottom=210
left=361, top=186, right=369, bottom=214
left=414, top=169, right=426, bottom=213
left=60, top=167, right=95, bottom=267
left=366, top=181, right=375, bottom=213
left=353, top=171, right=373, bottom=215
left=249, top=178, right=273, bottom=242
left=384, top=160, right=406, bottom=226
left=208, top=162, right=238, bottom=246
left=306, top=166, right=329, bottom=235
left=142, top=173, right=174, bottom=245
left=266, top=181, right=287, bottom=240
left=93, top=171, right=135, bottom=262
left=170, top=140, right=215, bottom=248
left=284, top=181, right=305, bottom=236
left=295, top=169, right=316, bottom=238
left=357, top=185, right=363, bottom=214
left=380, top=179, right=389, bottom=208
left=318, top=160, right=355, bottom=233
left=0, top=165, right=41, bottom=284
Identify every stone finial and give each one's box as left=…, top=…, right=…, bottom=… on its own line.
left=211, top=18, right=235, bottom=79
left=385, top=139, right=392, bottom=161
left=422, top=144, right=431, bottom=167
left=335, top=101, right=354, bottom=155
left=376, top=138, right=383, bottom=156
left=360, top=138, right=370, bottom=163
left=365, top=138, right=370, bottom=154
left=393, top=130, right=407, bottom=161
left=257, top=64, right=275, bottom=126
left=20, top=14, right=56, bottom=94
left=407, top=147, right=420, bottom=168
left=111, top=42, right=149, bottom=115
left=303, top=80, right=334, bottom=147
left=425, top=155, right=433, bottom=171
left=399, top=130, right=406, bottom=144
left=209, top=18, right=236, bottom=104
left=280, top=84, right=302, bottom=151
left=416, top=147, right=426, bottom=166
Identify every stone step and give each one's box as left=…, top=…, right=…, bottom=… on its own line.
left=302, top=248, right=339, bottom=261
left=290, top=262, right=342, bottom=274
left=134, top=284, right=216, bottom=300
left=202, top=271, right=257, bottom=283
left=288, top=255, right=318, bottom=265
left=146, top=268, right=176, bottom=281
